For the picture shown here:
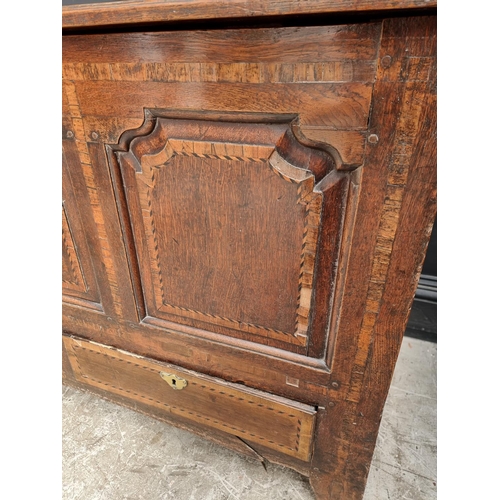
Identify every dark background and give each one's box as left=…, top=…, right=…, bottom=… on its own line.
left=406, top=219, right=437, bottom=342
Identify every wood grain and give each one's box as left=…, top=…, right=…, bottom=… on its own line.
left=309, top=16, right=437, bottom=499
left=71, top=116, right=367, bottom=169
left=63, top=25, right=380, bottom=64
left=300, top=129, right=366, bottom=168
left=63, top=80, right=126, bottom=318
left=62, top=12, right=437, bottom=500
left=62, top=206, right=86, bottom=293
left=73, top=80, right=373, bottom=129
left=62, top=364, right=312, bottom=477
left=62, top=142, right=102, bottom=311
left=63, top=60, right=377, bottom=84
left=62, top=0, right=437, bottom=29
left=110, top=116, right=346, bottom=352
left=64, top=335, right=316, bottom=462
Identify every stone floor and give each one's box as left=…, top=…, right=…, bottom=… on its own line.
left=62, top=337, right=436, bottom=499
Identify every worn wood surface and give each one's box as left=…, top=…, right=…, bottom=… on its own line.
left=62, top=365, right=313, bottom=478
left=62, top=22, right=379, bottom=359
left=62, top=24, right=379, bottom=166
left=62, top=140, right=102, bottom=311
left=110, top=116, right=347, bottom=353
left=309, top=16, right=437, bottom=499
left=62, top=12, right=436, bottom=500
left=64, top=335, right=317, bottom=462
left=62, top=0, right=437, bottom=29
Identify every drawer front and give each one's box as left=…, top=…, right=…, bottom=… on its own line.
left=63, top=335, right=317, bottom=462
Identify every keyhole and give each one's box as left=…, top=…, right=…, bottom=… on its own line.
left=160, top=372, right=186, bottom=390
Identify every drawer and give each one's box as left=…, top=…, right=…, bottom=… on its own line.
left=63, top=335, right=317, bottom=462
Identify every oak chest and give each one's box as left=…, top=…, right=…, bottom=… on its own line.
left=62, top=2, right=437, bottom=498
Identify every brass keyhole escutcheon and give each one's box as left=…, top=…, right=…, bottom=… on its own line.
left=160, top=372, right=187, bottom=390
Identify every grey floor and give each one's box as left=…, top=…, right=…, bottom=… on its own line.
left=62, top=337, right=436, bottom=499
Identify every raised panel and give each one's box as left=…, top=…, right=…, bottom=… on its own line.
left=62, top=204, right=86, bottom=292
left=110, top=115, right=350, bottom=354
left=62, top=145, right=102, bottom=311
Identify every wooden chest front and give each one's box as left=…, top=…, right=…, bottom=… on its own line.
left=63, top=9, right=436, bottom=499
